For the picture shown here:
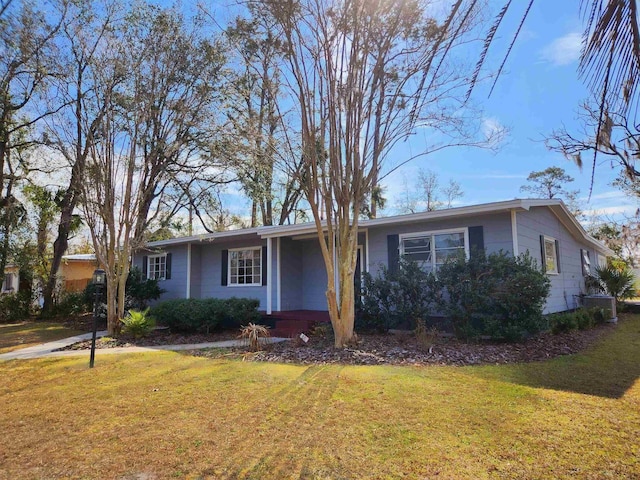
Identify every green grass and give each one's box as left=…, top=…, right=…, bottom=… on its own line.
left=0, top=321, right=84, bottom=354
left=1, top=316, right=639, bottom=479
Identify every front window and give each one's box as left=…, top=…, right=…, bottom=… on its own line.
left=148, top=255, right=167, bottom=280
left=229, top=248, right=262, bottom=286
left=2, top=273, right=14, bottom=291
left=401, top=230, right=466, bottom=271
left=544, top=237, right=558, bottom=274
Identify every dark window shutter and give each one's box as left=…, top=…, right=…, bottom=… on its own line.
left=387, top=234, right=399, bottom=274
left=142, top=256, right=148, bottom=277
left=555, top=239, right=561, bottom=273
left=539, top=235, right=547, bottom=272
left=262, top=246, right=268, bottom=286
left=468, top=226, right=484, bottom=256
left=221, top=250, right=228, bottom=286
left=165, top=253, right=172, bottom=280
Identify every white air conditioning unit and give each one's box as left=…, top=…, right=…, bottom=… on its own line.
left=583, top=295, right=617, bottom=323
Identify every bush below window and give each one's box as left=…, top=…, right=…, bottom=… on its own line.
left=150, top=297, right=260, bottom=334
left=436, top=251, right=551, bottom=342
left=357, top=258, right=439, bottom=333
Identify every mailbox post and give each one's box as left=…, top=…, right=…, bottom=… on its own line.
left=90, top=269, right=106, bottom=368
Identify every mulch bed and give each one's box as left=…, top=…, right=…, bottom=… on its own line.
left=190, top=322, right=617, bottom=366
left=56, top=317, right=617, bottom=366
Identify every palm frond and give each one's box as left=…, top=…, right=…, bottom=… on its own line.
left=579, top=0, right=640, bottom=116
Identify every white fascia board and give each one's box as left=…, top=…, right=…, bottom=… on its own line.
left=144, top=228, right=263, bottom=248
left=545, top=203, right=615, bottom=256
left=361, top=199, right=531, bottom=228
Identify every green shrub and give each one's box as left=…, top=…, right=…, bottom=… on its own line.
left=150, top=297, right=260, bottom=334
left=437, top=251, right=551, bottom=342
left=358, top=258, right=439, bottom=332
left=0, top=291, right=32, bottom=323
left=549, top=312, right=577, bottom=334
left=587, top=307, right=607, bottom=325
left=221, top=297, right=261, bottom=328
left=125, top=267, right=165, bottom=309
left=574, top=309, right=595, bottom=330
left=121, top=308, right=156, bottom=338
left=52, top=291, right=88, bottom=317
left=82, top=267, right=165, bottom=312
left=548, top=308, right=600, bottom=334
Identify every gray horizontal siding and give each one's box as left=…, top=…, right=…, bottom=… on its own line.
left=279, top=237, right=303, bottom=310
left=367, top=212, right=514, bottom=277
left=517, top=207, right=598, bottom=313
left=197, top=237, right=267, bottom=309
left=301, top=239, right=329, bottom=310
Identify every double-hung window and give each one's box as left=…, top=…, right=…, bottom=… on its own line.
left=543, top=236, right=559, bottom=274
left=400, top=229, right=467, bottom=271
left=2, top=273, right=14, bottom=292
left=229, top=248, right=262, bottom=286
left=147, top=254, right=167, bottom=280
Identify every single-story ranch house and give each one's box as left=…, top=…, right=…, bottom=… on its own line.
left=132, top=199, right=613, bottom=321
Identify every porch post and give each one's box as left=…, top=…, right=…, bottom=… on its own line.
left=186, top=243, right=191, bottom=299
left=266, top=237, right=273, bottom=315
left=276, top=237, right=281, bottom=311
left=365, top=229, right=370, bottom=273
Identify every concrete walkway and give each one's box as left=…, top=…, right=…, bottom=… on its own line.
left=0, top=331, right=289, bottom=361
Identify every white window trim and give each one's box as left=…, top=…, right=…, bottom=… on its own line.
left=147, top=254, right=167, bottom=281
left=399, top=227, right=470, bottom=269
left=543, top=235, right=559, bottom=275
left=228, top=246, right=262, bottom=287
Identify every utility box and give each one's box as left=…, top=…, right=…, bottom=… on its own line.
left=583, top=295, right=617, bottom=323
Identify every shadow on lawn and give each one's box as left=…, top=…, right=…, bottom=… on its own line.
left=472, top=314, right=640, bottom=399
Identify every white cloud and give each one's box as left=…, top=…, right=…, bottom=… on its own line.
left=584, top=205, right=639, bottom=217
left=540, top=32, right=582, bottom=66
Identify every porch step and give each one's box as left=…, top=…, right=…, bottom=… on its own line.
left=260, top=310, right=330, bottom=338
left=270, top=319, right=318, bottom=338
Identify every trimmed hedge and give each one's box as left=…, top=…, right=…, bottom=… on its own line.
left=436, top=251, right=551, bottom=342
left=548, top=307, right=607, bottom=334
left=150, top=297, right=260, bottom=333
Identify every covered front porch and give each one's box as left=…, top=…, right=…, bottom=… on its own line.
left=261, top=229, right=368, bottom=315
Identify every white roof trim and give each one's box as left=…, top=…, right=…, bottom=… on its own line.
left=144, top=227, right=262, bottom=248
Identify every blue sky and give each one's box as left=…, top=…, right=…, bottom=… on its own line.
left=379, top=1, right=636, bottom=222
left=201, top=0, right=636, bottom=227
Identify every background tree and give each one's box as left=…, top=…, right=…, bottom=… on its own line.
left=39, top=0, right=117, bottom=315
left=395, top=169, right=464, bottom=214
left=80, top=3, right=227, bottom=334
left=0, top=0, right=64, bottom=288
left=520, top=166, right=583, bottom=220
left=262, top=0, right=488, bottom=346
left=223, top=13, right=304, bottom=226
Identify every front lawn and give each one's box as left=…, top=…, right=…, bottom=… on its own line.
left=0, top=321, right=85, bottom=354
left=1, top=316, right=639, bottom=479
